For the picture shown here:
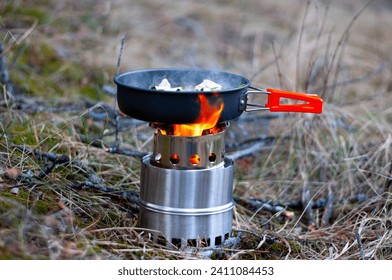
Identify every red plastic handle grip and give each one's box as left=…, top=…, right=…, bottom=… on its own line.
left=265, top=88, right=323, bottom=114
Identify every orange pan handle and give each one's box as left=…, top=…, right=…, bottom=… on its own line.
left=265, top=88, right=323, bottom=114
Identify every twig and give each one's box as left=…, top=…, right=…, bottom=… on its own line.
left=234, top=196, right=294, bottom=219
left=227, top=137, right=274, bottom=161
left=321, top=185, right=334, bottom=227
left=355, top=230, right=364, bottom=260
left=320, top=0, right=375, bottom=100
left=15, top=97, right=89, bottom=113
left=113, top=35, right=127, bottom=146
left=285, top=192, right=370, bottom=209
left=271, top=41, right=283, bottom=88
left=223, top=232, right=243, bottom=249
left=232, top=229, right=280, bottom=247
left=301, top=180, right=316, bottom=230
left=102, top=85, right=116, bottom=96
left=0, top=43, right=15, bottom=102
left=115, top=35, right=126, bottom=77
left=304, top=0, right=330, bottom=91
left=12, top=146, right=102, bottom=183
left=0, top=16, right=38, bottom=56
left=106, top=146, right=148, bottom=158
left=70, top=180, right=139, bottom=207
left=226, top=135, right=275, bottom=152
left=384, top=163, right=392, bottom=193
left=249, top=58, right=281, bottom=81
left=295, top=0, right=311, bottom=91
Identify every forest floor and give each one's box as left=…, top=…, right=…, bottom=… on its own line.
left=0, top=0, right=391, bottom=259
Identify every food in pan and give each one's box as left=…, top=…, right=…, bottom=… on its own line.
left=151, top=78, right=222, bottom=92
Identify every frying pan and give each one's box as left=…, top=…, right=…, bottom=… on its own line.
left=114, top=68, right=323, bottom=124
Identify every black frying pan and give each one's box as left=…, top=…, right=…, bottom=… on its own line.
left=114, top=68, right=323, bottom=124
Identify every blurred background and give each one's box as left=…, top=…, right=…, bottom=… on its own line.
left=0, top=0, right=391, bottom=259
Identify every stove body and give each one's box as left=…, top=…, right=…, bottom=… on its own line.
left=139, top=126, right=234, bottom=248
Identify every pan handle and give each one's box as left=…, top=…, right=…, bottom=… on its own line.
left=245, top=86, right=323, bottom=114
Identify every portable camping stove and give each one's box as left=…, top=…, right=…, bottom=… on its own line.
left=139, top=123, right=234, bottom=248
left=114, top=68, right=323, bottom=249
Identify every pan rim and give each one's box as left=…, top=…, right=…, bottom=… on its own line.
left=113, top=67, right=251, bottom=95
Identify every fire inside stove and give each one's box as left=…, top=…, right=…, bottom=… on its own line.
left=138, top=93, right=234, bottom=248
left=158, top=93, right=224, bottom=137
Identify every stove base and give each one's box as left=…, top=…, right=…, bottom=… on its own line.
left=139, top=156, right=234, bottom=248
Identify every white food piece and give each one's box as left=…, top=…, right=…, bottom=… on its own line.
left=154, top=78, right=183, bottom=91
left=194, top=79, right=222, bottom=91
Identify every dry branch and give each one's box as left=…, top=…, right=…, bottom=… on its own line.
left=69, top=180, right=139, bottom=211
left=234, top=196, right=294, bottom=219
left=106, top=146, right=148, bottom=158
left=384, top=163, right=392, bottom=193
left=12, top=145, right=102, bottom=183
left=321, top=185, right=334, bottom=227
left=355, top=230, right=365, bottom=260
left=0, top=43, right=15, bottom=102
left=10, top=146, right=139, bottom=212
left=227, top=136, right=275, bottom=160
left=301, top=182, right=316, bottom=230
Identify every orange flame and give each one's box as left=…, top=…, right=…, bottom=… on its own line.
left=172, top=94, right=224, bottom=136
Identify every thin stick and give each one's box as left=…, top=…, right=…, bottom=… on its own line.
left=304, top=0, right=330, bottom=91
left=250, top=58, right=280, bottom=81
left=355, top=230, right=365, bottom=260
left=295, top=0, right=310, bottom=91
left=71, top=180, right=139, bottom=206
left=0, top=16, right=38, bottom=55
left=321, top=0, right=375, bottom=100
left=115, top=35, right=127, bottom=77
left=321, top=184, right=334, bottom=227
left=0, top=43, right=14, bottom=101
left=302, top=181, right=316, bottom=230
left=310, top=54, right=392, bottom=93
left=384, top=162, right=392, bottom=193
left=234, top=196, right=295, bottom=219
left=114, top=35, right=127, bottom=145
left=106, top=146, right=148, bottom=158
left=228, top=139, right=274, bottom=161
left=271, top=41, right=283, bottom=88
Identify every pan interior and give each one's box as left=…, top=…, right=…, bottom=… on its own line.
left=115, top=68, right=250, bottom=93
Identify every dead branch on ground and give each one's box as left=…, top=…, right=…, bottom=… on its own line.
left=234, top=196, right=294, bottom=219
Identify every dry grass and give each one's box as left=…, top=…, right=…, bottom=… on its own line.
left=1, top=0, right=391, bottom=259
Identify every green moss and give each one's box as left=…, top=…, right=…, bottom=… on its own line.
left=0, top=190, right=28, bottom=205
left=0, top=246, right=14, bottom=260
left=1, top=4, right=49, bottom=24
left=289, top=240, right=302, bottom=253
left=80, top=86, right=105, bottom=100
left=4, top=114, right=62, bottom=150
left=270, top=242, right=288, bottom=253
left=34, top=200, right=51, bottom=215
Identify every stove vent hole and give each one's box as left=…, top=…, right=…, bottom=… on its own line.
left=171, top=238, right=182, bottom=248
left=189, top=154, right=200, bottom=165
left=208, top=153, right=217, bottom=163
left=157, top=235, right=166, bottom=246
left=170, top=154, right=180, bottom=165
left=187, top=239, right=197, bottom=247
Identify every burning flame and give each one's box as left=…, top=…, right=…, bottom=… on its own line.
left=172, top=94, right=224, bottom=137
